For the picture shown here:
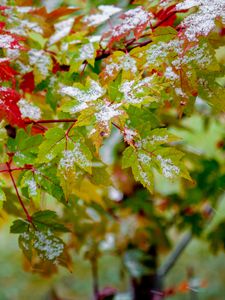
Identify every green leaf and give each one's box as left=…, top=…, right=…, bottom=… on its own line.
left=122, top=146, right=137, bottom=169
left=0, top=186, right=6, bottom=208
left=122, top=147, right=153, bottom=192
left=32, top=210, right=69, bottom=232
left=10, top=219, right=29, bottom=233
left=21, top=171, right=40, bottom=203
left=37, top=127, right=65, bottom=163
left=7, top=130, right=43, bottom=166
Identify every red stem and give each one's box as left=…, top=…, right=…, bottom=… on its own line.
left=25, top=119, right=77, bottom=125
left=0, top=166, right=33, bottom=173
left=6, top=162, right=33, bottom=223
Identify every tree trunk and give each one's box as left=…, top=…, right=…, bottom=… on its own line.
left=131, top=245, right=163, bottom=300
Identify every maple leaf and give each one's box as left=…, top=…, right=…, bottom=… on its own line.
left=102, top=6, right=152, bottom=48
left=0, top=87, right=25, bottom=127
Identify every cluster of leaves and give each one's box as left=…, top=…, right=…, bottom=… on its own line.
left=0, top=0, right=224, bottom=283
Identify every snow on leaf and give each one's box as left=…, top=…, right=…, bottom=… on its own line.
left=177, top=0, right=225, bottom=41
left=78, top=43, right=95, bottom=61
left=83, top=5, right=121, bottom=27
left=33, top=230, right=64, bottom=261
left=100, top=52, right=138, bottom=83
left=18, top=99, right=42, bottom=121
left=0, top=33, right=24, bottom=49
left=119, top=76, right=157, bottom=106
left=95, top=101, right=123, bottom=130
left=103, top=6, right=152, bottom=47
left=137, top=128, right=181, bottom=149
left=156, top=154, right=180, bottom=178
left=60, top=79, right=105, bottom=114
left=28, top=49, right=52, bottom=82
left=59, top=142, right=92, bottom=173
left=48, top=18, right=74, bottom=45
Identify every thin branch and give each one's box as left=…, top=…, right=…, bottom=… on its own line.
left=0, top=166, right=33, bottom=173
left=6, top=162, right=33, bottom=223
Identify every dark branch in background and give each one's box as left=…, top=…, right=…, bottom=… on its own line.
left=157, top=232, right=192, bottom=278
left=91, top=258, right=99, bottom=300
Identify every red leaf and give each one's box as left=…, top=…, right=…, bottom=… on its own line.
left=103, top=6, right=152, bottom=48
left=0, top=87, right=25, bottom=127
left=20, top=72, right=35, bottom=93
left=0, top=58, right=17, bottom=86
left=155, top=5, right=177, bottom=27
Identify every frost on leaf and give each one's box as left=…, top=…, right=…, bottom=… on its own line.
left=177, top=0, right=225, bottom=41
left=102, top=6, right=152, bottom=47
left=83, top=5, right=121, bottom=27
